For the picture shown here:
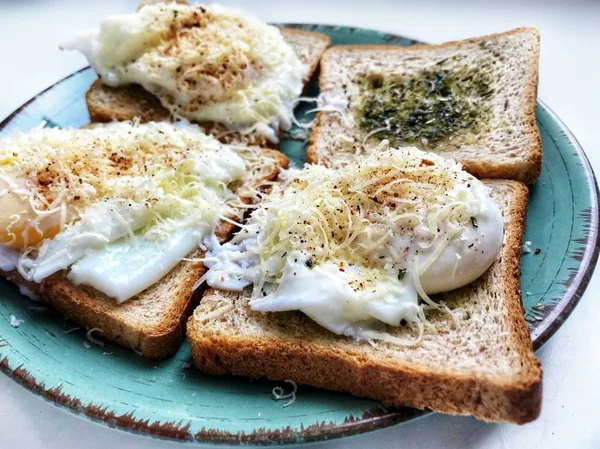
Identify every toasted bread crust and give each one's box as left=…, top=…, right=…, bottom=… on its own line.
left=43, top=251, right=207, bottom=361
left=307, top=28, right=542, bottom=184
left=191, top=329, right=540, bottom=424
left=187, top=180, right=542, bottom=423
left=279, top=27, right=330, bottom=85
left=317, top=27, right=539, bottom=56
left=2, top=149, right=287, bottom=360
left=86, top=80, right=170, bottom=123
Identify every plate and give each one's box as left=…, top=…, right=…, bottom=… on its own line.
left=0, top=24, right=598, bottom=445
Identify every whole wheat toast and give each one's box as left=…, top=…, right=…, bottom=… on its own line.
left=1, top=147, right=288, bottom=361
left=85, top=27, right=331, bottom=145
left=187, top=180, right=542, bottom=423
left=308, top=28, right=542, bottom=184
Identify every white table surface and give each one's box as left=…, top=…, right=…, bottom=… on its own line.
left=1, top=1, right=599, bottom=448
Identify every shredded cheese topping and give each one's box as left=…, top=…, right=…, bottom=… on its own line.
left=0, top=121, right=250, bottom=251
left=231, top=143, right=485, bottom=296
left=86, top=327, right=105, bottom=347
left=63, top=3, right=308, bottom=141
left=272, top=380, right=297, bottom=407
left=202, top=143, right=504, bottom=345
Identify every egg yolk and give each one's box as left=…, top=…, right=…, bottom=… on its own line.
left=0, top=179, right=61, bottom=250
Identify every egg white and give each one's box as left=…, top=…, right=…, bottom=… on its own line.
left=201, top=148, right=505, bottom=339
left=1, top=122, right=247, bottom=303
left=68, top=222, right=204, bottom=303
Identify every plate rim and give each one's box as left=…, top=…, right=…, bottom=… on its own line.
left=528, top=99, right=600, bottom=348
left=0, top=23, right=598, bottom=445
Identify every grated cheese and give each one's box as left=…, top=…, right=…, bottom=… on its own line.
left=9, top=315, right=23, bottom=328
left=272, top=380, right=297, bottom=407
left=62, top=4, right=308, bottom=142
left=131, top=347, right=143, bottom=356
left=1, top=121, right=245, bottom=250
left=86, top=327, right=105, bottom=347
left=202, top=143, right=504, bottom=345
left=228, top=144, right=486, bottom=293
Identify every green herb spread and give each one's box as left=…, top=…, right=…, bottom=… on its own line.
left=356, top=61, right=494, bottom=147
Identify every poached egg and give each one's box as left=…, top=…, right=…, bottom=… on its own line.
left=202, top=146, right=504, bottom=340
left=61, top=3, right=308, bottom=142
left=0, top=121, right=246, bottom=302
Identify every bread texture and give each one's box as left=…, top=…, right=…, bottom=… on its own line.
left=86, top=81, right=170, bottom=123
left=86, top=27, right=331, bottom=143
left=308, top=28, right=542, bottom=184
left=187, top=180, right=542, bottom=423
left=2, top=149, right=288, bottom=361
left=279, top=27, right=331, bottom=86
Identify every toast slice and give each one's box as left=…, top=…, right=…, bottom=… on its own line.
left=308, top=28, right=542, bottom=184
left=1, top=147, right=288, bottom=361
left=86, top=27, right=331, bottom=144
left=187, top=180, right=542, bottom=423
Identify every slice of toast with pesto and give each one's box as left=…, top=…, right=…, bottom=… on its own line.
left=187, top=179, right=542, bottom=423
left=308, top=28, right=542, bottom=183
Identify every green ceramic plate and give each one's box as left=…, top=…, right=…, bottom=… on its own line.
left=0, top=24, right=598, bottom=445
